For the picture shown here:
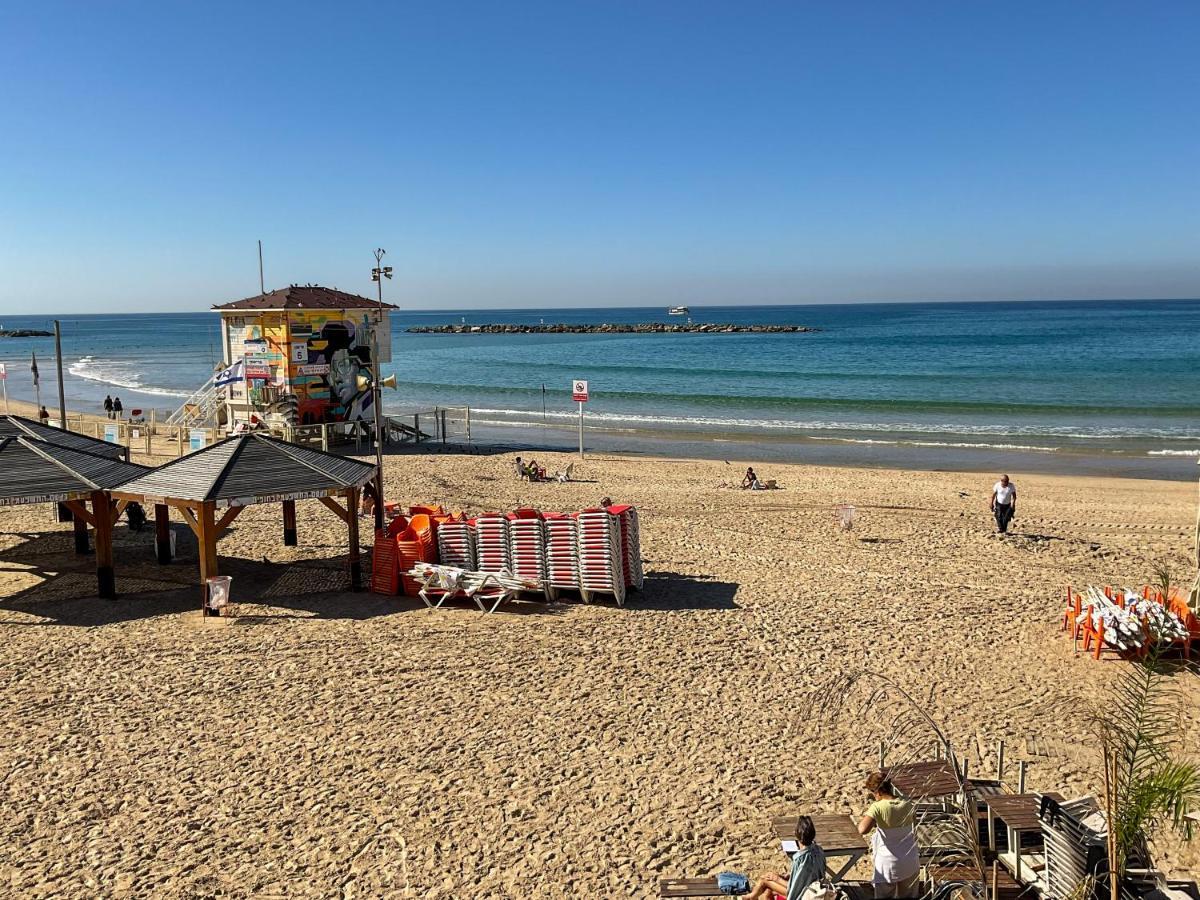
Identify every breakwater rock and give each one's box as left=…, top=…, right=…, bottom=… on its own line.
left=0, top=329, right=53, bottom=338
left=407, top=322, right=819, bottom=335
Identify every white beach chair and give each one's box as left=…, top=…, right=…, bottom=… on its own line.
left=408, top=564, right=538, bottom=613
left=554, top=463, right=574, bottom=483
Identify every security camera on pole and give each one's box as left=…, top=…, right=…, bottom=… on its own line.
left=572, top=379, right=589, bottom=457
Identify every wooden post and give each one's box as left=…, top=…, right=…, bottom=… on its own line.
left=321, top=423, right=329, bottom=452
left=177, top=426, right=185, bottom=458
left=465, top=406, right=471, bottom=443
left=73, top=514, right=90, bottom=555
left=197, top=502, right=218, bottom=612
left=997, top=740, right=1006, bottom=786
left=56, top=501, right=73, bottom=523
left=91, top=491, right=116, bottom=599
left=282, top=499, right=298, bottom=546
left=441, top=408, right=447, bottom=444
left=413, top=413, right=420, bottom=443
left=878, top=741, right=885, bottom=770
left=1017, top=760, right=1027, bottom=793
left=991, top=861, right=999, bottom=900
left=346, top=488, right=362, bottom=591
left=154, top=504, right=171, bottom=563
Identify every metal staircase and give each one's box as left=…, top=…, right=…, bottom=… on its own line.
left=166, top=372, right=223, bottom=428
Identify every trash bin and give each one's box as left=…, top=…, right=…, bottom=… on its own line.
left=205, top=575, right=232, bottom=615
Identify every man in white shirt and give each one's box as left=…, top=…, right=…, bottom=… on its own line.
left=991, top=475, right=1017, bottom=533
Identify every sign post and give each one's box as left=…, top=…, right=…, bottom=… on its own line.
left=572, top=379, right=589, bottom=457
left=0, top=363, right=7, bottom=414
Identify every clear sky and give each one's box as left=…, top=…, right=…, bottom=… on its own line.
left=1, top=1, right=1198, bottom=313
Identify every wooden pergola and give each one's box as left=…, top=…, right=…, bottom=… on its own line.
left=111, top=434, right=379, bottom=603
left=1, top=413, right=132, bottom=463
left=0, top=436, right=150, bottom=598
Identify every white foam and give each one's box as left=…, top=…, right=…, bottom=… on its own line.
left=1146, top=449, right=1200, bottom=457
left=68, top=356, right=190, bottom=399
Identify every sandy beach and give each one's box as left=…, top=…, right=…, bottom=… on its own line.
left=1, top=416, right=1198, bottom=897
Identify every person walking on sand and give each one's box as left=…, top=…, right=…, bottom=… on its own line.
left=103, top=395, right=113, bottom=419
left=742, top=815, right=826, bottom=900
left=38, top=405, right=50, bottom=425
left=990, top=474, right=1017, bottom=534
left=858, top=772, right=919, bottom=899
left=113, top=396, right=123, bottom=420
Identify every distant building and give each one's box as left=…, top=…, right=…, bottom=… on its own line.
left=213, top=285, right=396, bottom=429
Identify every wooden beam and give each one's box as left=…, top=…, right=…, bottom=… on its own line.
left=282, top=499, right=298, bottom=547
left=178, top=505, right=201, bottom=538
left=72, top=514, right=90, bottom=555
left=197, top=501, right=218, bottom=612
left=215, top=504, right=244, bottom=536
left=319, top=495, right=350, bottom=524
left=154, top=504, right=172, bottom=564
left=346, top=488, right=362, bottom=591
left=110, top=499, right=130, bottom=526
left=63, top=499, right=95, bottom=528
left=91, top=491, right=116, bottom=599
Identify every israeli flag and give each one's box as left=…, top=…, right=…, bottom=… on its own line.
left=214, top=358, right=244, bottom=387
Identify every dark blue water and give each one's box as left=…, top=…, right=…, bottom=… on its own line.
left=2, top=300, right=1198, bottom=475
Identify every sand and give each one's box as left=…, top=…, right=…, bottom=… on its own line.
left=1, top=426, right=1198, bottom=897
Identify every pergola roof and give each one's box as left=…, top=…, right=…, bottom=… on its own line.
left=113, top=434, right=378, bottom=508
left=0, top=437, right=149, bottom=507
left=213, top=285, right=397, bottom=312
left=0, top=415, right=128, bottom=459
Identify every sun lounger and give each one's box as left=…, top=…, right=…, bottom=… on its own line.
left=553, top=463, right=574, bottom=483
left=658, top=877, right=725, bottom=897
left=407, top=564, right=538, bottom=613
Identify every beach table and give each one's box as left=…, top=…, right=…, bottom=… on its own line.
left=771, top=813, right=869, bottom=879
left=659, top=877, right=724, bottom=897
left=985, top=793, right=1063, bottom=891
left=887, top=760, right=965, bottom=799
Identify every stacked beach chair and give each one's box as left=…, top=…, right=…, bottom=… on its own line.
left=544, top=513, right=581, bottom=601
left=507, top=510, right=548, bottom=590
left=608, top=504, right=644, bottom=591
left=436, top=518, right=476, bottom=570
left=576, top=507, right=626, bottom=606
left=473, top=513, right=511, bottom=574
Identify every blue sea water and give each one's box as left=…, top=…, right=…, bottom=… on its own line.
left=1, top=300, right=1198, bottom=477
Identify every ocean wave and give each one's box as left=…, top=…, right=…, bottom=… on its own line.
left=463, top=406, right=1200, bottom=440
left=68, top=356, right=190, bottom=399
left=1146, top=449, right=1200, bottom=457
left=826, top=438, right=1060, bottom=452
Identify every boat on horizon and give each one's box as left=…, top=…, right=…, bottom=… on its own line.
left=668, top=305, right=689, bottom=315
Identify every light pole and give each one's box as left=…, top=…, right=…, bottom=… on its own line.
left=369, top=249, right=393, bottom=532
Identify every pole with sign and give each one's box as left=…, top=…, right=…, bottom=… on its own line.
left=0, top=363, right=7, bottom=413
left=572, top=379, right=589, bottom=457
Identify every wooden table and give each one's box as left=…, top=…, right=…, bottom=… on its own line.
left=887, top=760, right=965, bottom=799
left=659, top=877, right=724, bottom=897
left=771, top=813, right=869, bottom=879
left=985, top=792, right=1063, bottom=890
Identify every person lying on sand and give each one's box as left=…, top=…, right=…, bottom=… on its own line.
left=742, top=815, right=826, bottom=900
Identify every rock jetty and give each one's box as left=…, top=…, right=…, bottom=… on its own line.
left=0, top=329, right=53, bottom=338
left=407, top=322, right=818, bottom=335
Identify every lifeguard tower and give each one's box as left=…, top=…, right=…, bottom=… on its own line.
left=168, top=285, right=395, bottom=431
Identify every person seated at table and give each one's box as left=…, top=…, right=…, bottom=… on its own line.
left=858, top=772, right=918, bottom=899
left=743, top=815, right=826, bottom=900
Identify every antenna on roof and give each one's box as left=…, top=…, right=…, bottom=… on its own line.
left=258, top=240, right=265, bottom=294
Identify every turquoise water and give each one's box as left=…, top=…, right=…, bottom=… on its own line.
left=2, top=300, right=1198, bottom=477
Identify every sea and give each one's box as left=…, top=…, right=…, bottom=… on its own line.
left=1, top=299, right=1198, bottom=480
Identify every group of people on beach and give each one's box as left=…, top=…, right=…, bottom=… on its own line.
left=743, top=771, right=918, bottom=900
left=103, top=394, right=123, bottom=419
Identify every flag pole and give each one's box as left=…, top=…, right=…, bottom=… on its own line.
left=32, top=351, right=41, bottom=414
left=54, top=321, right=67, bottom=429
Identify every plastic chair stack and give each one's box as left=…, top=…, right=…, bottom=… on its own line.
left=370, top=530, right=401, bottom=595
left=473, top=514, right=511, bottom=573
left=544, top=513, right=581, bottom=601
left=576, top=508, right=626, bottom=606
left=436, top=518, right=476, bottom=571
left=507, top=509, right=547, bottom=589
left=607, top=504, right=643, bottom=591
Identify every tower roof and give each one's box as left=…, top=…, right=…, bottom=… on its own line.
left=213, top=285, right=397, bottom=312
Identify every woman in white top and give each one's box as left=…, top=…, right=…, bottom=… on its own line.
left=857, top=772, right=919, bottom=899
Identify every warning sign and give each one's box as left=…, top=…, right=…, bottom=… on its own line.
left=572, top=380, right=589, bottom=402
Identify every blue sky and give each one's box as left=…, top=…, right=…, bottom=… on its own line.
left=1, top=1, right=1197, bottom=313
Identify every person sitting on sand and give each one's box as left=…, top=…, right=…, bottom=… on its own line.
left=526, top=459, right=545, bottom=481
left=742, top=467, right=761, bottom=490
left=858, top=772, right=918, bottom=899
left=515, top=456, right=528, bottom=480
left=990, top=474, right=1017, bottom=534
left=743, top=815, right=826, bottom=900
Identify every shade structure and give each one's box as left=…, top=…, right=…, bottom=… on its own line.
left=113, top=433, right=378, bottom=507
left=0, top=436, right=150, bottom=598
left=0, top=415, right=129, bottom=461
left=112, top=434, right=380, bottom=604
